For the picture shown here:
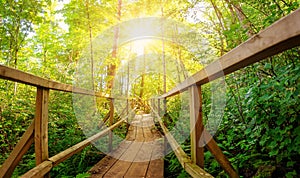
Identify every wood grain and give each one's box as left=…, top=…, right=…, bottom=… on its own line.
left=0, top=65, right=109, bottom=98
left=161, top=9, right=300, bottom=98
left=0, top=121, right=34, bottom=178
left=189, top=85, right=204, bottom=168
left=154, top=110, right=213, bottom=178
left=34, top=88, right=49, bottom=166
left=90, top=114, right=164, bottom=178
left=22, top=119, right=125, bottom=177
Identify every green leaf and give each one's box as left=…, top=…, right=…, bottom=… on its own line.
left=286, top=170, right=297, bottom=178
left=76, top=173, right=90, bottom=178
left=269, top=149, right=278, bottom=156
left=287, top=161, right=295, bottom=167
left=264, top=63, right=272, bottom=69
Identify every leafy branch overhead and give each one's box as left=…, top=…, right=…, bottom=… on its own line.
left=0, top=0, right=299, bottom=177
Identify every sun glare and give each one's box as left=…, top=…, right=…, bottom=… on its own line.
left=131, top=39, right=153, bottom=56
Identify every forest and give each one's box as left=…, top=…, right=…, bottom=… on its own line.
left=0, top=0, right=299, bottom=177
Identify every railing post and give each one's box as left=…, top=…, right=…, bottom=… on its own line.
left=163, top=98, right=167, bottom=115
left=152, top=99, right=156, bottom=117
left=189, top=85, right=204, bottom=168
left=126, top=98, right=129, bottom=130
left=157, top=99, right=161, bottom=117
left=35, top=87, right=50, bottom=178
left=0, top=122, right=34, bottom=178
left=108, top=98, right=114, bottom=151
left=126, top=99, right=129, bottom=116
left=163, top=97, right=170, bottom=155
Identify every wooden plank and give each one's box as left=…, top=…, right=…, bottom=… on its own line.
left=21, top=161, right=53, bottom=178
left=89, top=156, right=118, bottom=178
left=161, top=9, right=300, bottom=98
left=150, top=140, right=164, bottom=161
left=35, top=88, right=49, bottom=167
left=103, top=160, right=131, bottom=177
left=143, top=126, right=154, bottom=142
left=0, top=121, right=34, bottom=178
left=126, top=125, right=137, bottom=141
left=146, top=159, right=164, bottom=178
left=124, top=142, right=152, bottom=177
left=135, top=125, right=145, bottom=142
left=22, top=119, right=125, bottom=177
left=108, top=100, right=114, bottom=151
left=104, top=141, right=143, bottom=177
left=124, top=161, right=149, bottom=177
left=154, top=111, right=213, bottom=178
left=89, top=141, right=132, bottom=177
left=189, top=85, right=204, bottom=168
left=203, top=129, right=239, bottom=178
left=90, top=115, right=164, bottom=178
left=0, top=65, right=109, bottom=98
left=119, top=141, right=144, bottom=162
left=147, top=137, right=164, bottom=177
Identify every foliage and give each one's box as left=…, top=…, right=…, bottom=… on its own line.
left=0, top=0, right=300, bottom=177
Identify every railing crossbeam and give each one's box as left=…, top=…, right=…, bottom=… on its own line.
left=0, top=122, right=34, bottom=178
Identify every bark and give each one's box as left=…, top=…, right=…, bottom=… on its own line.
left=161, top=3, right=167, bottom=113
left=210, top=0, right=226, bottom=31
left=107, top=0, right=122, bottom=93
left=230, top=1, right=256, bottom=37
left=139, top=49, right=145, bottom=110
left=86, top=0, right=94, bottom=90
left=209, top=0, right=226, bottom=55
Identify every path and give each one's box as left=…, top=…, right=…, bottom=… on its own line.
left=89, top=114, right=164, bottom=178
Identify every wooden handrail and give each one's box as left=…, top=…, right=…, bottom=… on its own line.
left=160, top=8, right=300, bottom=98
left=21, top=118, right=126, bottom=178
left=1, top=8, right=300, bottom=178
left=151, top=107, right=213, bottom=178
left=0, top=64, right=130, bottom=177
left=0, top=65, right=109, bottom=98
left=0, top=122, right=34, bottom=178
left=154, top=8, right=300, bottom=177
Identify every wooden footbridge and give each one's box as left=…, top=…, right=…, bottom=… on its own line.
left=0, top=9, right=300, bottom=178
left=89, top=114, right=164, bottom=177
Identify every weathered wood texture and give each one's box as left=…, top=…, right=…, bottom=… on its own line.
left=0, top=64, right=108, bottom=98
left=202, top=129, right=239, bottom=178
left=89, top=114, right=164, bottom=178
left=21, top=119, right=125, bottom=177
left=189, top=85, right=204, bottom=168
left=0, top=122, right=34, bottom=178
left=161, top=9, right=300, bottom=98
left=34, top=88, right=50, bottom=178
left=35, top=88, right=49, bottom=166
left=21, top=161, right=53, bottom=178
left=108, top=100, right=114, bottom=151
left=155, top=111, right=213, bottom=178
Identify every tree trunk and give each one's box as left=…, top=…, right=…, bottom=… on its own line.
left=230, top=1, right=256, bottom=37
left=139, top=49, right=145, bottom=110
left=86, top=0, right=94, bottom=90
left=209, top=0, right=226, bottom=55
left=107, top=0, right=122, bottom=93
left=161, top=3, right=167, bottom=113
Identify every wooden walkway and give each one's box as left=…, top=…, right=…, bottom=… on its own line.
left=89, top=114, right=164, bottom=178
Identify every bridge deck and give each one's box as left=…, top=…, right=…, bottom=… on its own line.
left=89, top=114, right=164, bottom=178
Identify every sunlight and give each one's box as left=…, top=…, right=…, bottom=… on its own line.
left=127, top=18, right=160, bottom=39
left=122, top=17, right=163, bottom=55
left=131, top=39, right=152, bottom=55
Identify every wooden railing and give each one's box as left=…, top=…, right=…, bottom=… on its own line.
left=0, top=65, right=126, bottom=178
left=0, top=8, right=299, bottom=178
left=151, top=8, right=300, bottom=178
